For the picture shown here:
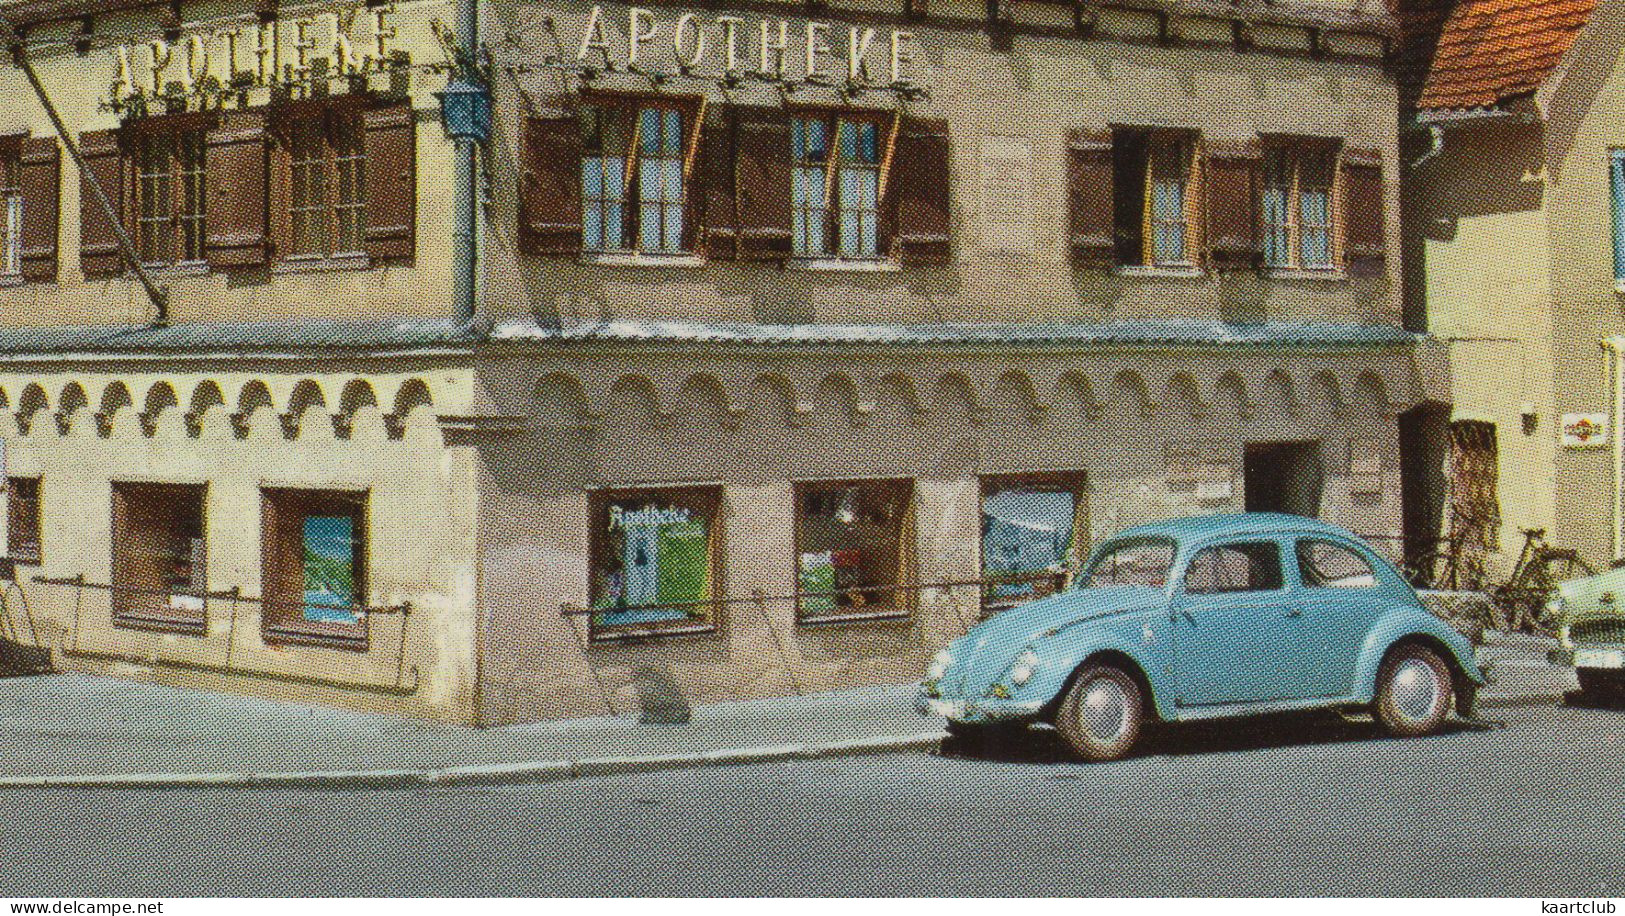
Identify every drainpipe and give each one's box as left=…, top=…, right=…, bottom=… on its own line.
left=437, top=0, right=486, bottom=326
left=1410, top=123, right=1445, bottom=170
left=1606, top=338, right=1625, bottom=563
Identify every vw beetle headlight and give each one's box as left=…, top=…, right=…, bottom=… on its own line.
left=1008, top=649, right=1039, bottom=687
left=926, top=649, right=953, bottom=681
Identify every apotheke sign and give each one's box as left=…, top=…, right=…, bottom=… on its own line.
left=566, top=4, right=924, bottom=85
left=107, top=4, right=400, bottom=105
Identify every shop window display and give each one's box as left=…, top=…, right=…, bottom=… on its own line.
left=980, top=474, right=1088, bottom=615
left=795, top=480, right=912, bottom=623
left=111, top=482, right=207, bottom=632
left=589, top=487, right=720, bottom=637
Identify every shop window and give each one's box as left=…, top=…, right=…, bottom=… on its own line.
left=1113, top=128, right=1201, bottom=269
left=588, top=486, right=720, bottom=639
left=980, top=473, right=1088, bottom=615
left=261, top=488, right=368, bottom=647
left=791, top=114, right=887, bottom=259
left=6, top=477, right=40, bottom=566
left=111, top=483, right=207, bottom=633
left=1183, top=542, right=1284, bottom=595
left=581, top=102, right=695, bottom=254
left=285, top=108, right=366, bottom=260
left=1296, top=539, right=1376, bottom=590
left=1263, top=141, right=1337, bottom=270
left=133, top=122, right=209, bottom=267
left=795, top=479, right=913, bottom=623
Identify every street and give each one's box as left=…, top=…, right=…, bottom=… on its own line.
left=2, top=702, right=1623, bottom=896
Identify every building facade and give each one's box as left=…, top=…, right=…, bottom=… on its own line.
left=0, top=0, right=1423, bottom=724
left=1396, top=0, right=1625, bottom=580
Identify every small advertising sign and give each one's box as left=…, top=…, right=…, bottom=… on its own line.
left=1561, top=413, right=1609, bottom=449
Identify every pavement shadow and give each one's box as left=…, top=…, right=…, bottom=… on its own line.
left=939, top=712, right=1475, bottom=765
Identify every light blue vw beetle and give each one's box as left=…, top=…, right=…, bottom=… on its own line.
left=917, top=513, right=1487, bottom=761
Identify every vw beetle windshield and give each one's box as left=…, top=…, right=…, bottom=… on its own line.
left=1082, top=538, right=1177, bottom=589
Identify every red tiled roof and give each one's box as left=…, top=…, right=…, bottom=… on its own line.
left=1417, top=0, right=1597, bottom=112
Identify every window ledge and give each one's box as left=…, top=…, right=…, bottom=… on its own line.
left=786, top=258, right=899, bottom=273
left=1113, top=265, right=1205, bottom=279
left=1263, top=267, right=1348, bottom=282
left=589, top=621, right=717, bottom=644
left=797, top=609, right=912, bottom=628
left=127, top=260, right=209, bottom=280
left=272, top=254, right=372, bottom=275
left=113, top=614, right=207, bottom=636
left=580, top=252, right=705, bottom=269
left=262, top=624, right=369, bottom=651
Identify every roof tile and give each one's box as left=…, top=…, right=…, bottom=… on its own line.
left=1416, top=0, right=1596, bottom=112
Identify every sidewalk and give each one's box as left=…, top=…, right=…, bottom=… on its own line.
left=0, top=633, right=1574, bottom=788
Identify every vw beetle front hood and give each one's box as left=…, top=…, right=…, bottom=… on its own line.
left=940, top=586, right=1165, bottom=688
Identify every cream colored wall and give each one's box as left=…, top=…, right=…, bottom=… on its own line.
left=471, top=346, right=1413, bottom=723
left=0, top=362, right=483, bottom=721
left=482, top=0, right=1400, bottom=330
left=0, top=0, right=457, bottom=328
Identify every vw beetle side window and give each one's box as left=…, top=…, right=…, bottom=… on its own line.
left=1296, top=539, right=1377, bottom=590
left=1083, top=539, right=1176, bottom=588
left=1183, top=542, right=1285, bottom=595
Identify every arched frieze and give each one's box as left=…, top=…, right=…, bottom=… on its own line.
left=870, top=372, right=925, bottom=427
left=16, top=383, right=48, bottom=436
left=534, top=372, right=593, bottom=429
left=1106, top=370, right=1153, bottom=421
left=1161, top=372, right=1208, bottom=421
left=1052, top=370, right=1103, bottom=422
left=811, top=372, right=863, bottom=428
left=745, top=373, right=800, bottom=428
left=931, top=372, right=983, bottom=425
left=55, top=382, right=89, bottom=436
left=1215, top=371, right=1253, bottom=420
left=389, top=378, right=436, bottom=441
left=989, top=370, right=1045, bottom=425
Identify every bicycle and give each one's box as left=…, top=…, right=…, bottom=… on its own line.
left=1401, top=528, right=1594, bottom=635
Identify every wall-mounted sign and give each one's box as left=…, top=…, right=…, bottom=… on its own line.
left=106, top=3, right=401, bottom=108
left=1562, top=413, right=1610, bottom=449
left=566, top=4, right=923, bottom=86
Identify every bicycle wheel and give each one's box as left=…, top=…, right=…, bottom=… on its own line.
left=1402, top=551, right=1453, bottom=591
left=1527, top=550, right=1597, bottom=635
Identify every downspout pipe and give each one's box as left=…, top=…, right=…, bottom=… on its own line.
left=1605, top=338, right=1625, bottom=563
left=452, top=0, right=479, bottom=327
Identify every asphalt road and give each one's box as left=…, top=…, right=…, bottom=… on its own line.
left=4, top=703, right=1625, bottom=897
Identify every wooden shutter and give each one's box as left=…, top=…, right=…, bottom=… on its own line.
left=891, top=117, right=951, bottom=265
left=18, top=136, right=60, bottom=282
left=1067, top=128, right=1114, bottom=267
left=733, top=106, right=792, bottom=261
left=204, top=112, right=269, bottom=269
left=363, top=103, right=416, bottom=261
left=1342, top=147, right=1385, bottom=276
left=520, top=105, right=583, bottom=257
left=700, top=107, right=738, bottom=260
left=78, top=128, right=125, bottom=279
left=1204, top=139, right=1261, bottom=270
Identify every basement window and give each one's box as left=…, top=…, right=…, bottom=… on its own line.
left=111, top=482, right=207, bottom=634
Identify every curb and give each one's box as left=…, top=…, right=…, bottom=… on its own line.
left=0, top=732, right=946, bottom=790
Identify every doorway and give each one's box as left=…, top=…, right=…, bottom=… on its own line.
left=1244, top=442, right=1324, bottom=517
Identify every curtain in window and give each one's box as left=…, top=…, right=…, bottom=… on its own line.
left=1612, top=152, right=1625, bottom=281
left=1150, top=142, right=1186, bottom=263
left=792, top=118, right=830, bottom=256
left=1300, top=185, right=1330, bottom=267
left=637, top=108, right=684, bottom=253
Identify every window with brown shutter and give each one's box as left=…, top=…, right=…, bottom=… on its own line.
left=111, top=482, right=207, bottom=635
left=362, top=103, right=415, bottom=262
left=520, top=105, right=584, bottom=257
left=1111, top=127, right=1201, bottom=269
left=271, top=101, right=367, bottom=264
left=204, top=112, right=268, bottom=269
left=1341, top=147, right=1385, bottom=276
left=261, top=486, right=369, bottom=649
left=790, top=110, right=892, bottom=261
left=7, top=477, right=40, bottom=566
left=890, top=116, right=951, bottom=265
left=1067, top=129, right=1114, bottom=267
left=131, top=114, right=213, bottom=268
left=734, top=106, right=793, bottom=260
left=78, top=129, right=126, bottom=279
left=1204, top=140, right=1261, bottom=270
left=18, top=137, right=59, bottom=282
left=1261, top=138, right=1339, bottom=271
left=699, top=106, right=737, bottom=260
left=576, top=97, right=702, bottom=255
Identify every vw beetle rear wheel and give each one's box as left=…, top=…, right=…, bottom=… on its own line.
left=1055, top=665, right=1143, bottom=762
left=1373, top=645, right=1454, bottom=738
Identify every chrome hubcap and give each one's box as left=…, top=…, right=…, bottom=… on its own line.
left=1391, top=658, right=1441, bottom=722
left=1080, top=678, right=1131, bottom=743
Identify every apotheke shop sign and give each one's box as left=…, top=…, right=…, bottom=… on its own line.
left=106, top=4, right=401, bottom=105
left=567, top=4, right=924, bottom=85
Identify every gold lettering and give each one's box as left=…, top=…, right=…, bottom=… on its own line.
left=889, top=30, right=914, bottom=84
left=253, top=20, right=277, bottom=83
left=627, top=7, right=658, bottom=66
left=758, top=19, right=787, bottom=77
left=147, top=39, right=171, bottom=94
left=292, top=18, right=316, bottom=80
left=847, top=27, right=878, bottom=81
left=577, top=5, right=610, bottom=62
left=372, top=6, right=397, bottom=67
left=113, top=45, right=135, bottom=100
left=716, top=16, right=744, bottom=72
left=183, top=33, right=209, bottom=90
left=215, top=27, right=242, bottom=82
left=805, top=22, right=832, bottom=80
left=672, top=12, right=707, bottom=69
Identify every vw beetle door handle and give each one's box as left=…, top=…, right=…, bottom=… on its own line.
left=1285, top=608, right=1304, bottom=618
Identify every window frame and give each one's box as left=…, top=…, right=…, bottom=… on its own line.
left=110, top=481, right=209, bottom=635
left=1612, top=148, right=1625, bottom=285
left=1262, top=138, right=1342, bottom=273
left=977, top=471, right=1089, bottom=616
left=260, top=486, right=370, bottom=650
left=793, top=477, right=915, bottom=626
left=1113, top=127, right=1203, bottom=271
left=0, top=142, right=21, bottom=279
left=128, top=114, right=213, bottom=269
left=1180, top=540, right=1287, bottom=596
left=273, top=98, right=369, bottom=266
left=1295, top=538, right=1380, bottom=591
left=789, top=108, right=896, bottom=262
left=586, top=484, right=723, bottom=643
left=578, top=94, right=703, bottom=257
left=6, top=476, right=40, bottom=566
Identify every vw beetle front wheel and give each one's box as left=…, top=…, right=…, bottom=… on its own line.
left=1373, top=644, right=1454, bottom=738
left=1055, top=665, right=1144, bottom=762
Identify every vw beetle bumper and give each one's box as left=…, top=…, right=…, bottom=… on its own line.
left=914, top=686, right=1046, bottom=723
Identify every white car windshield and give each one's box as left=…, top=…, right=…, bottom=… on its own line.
left=1083, top=539, right=1177, bottom=588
